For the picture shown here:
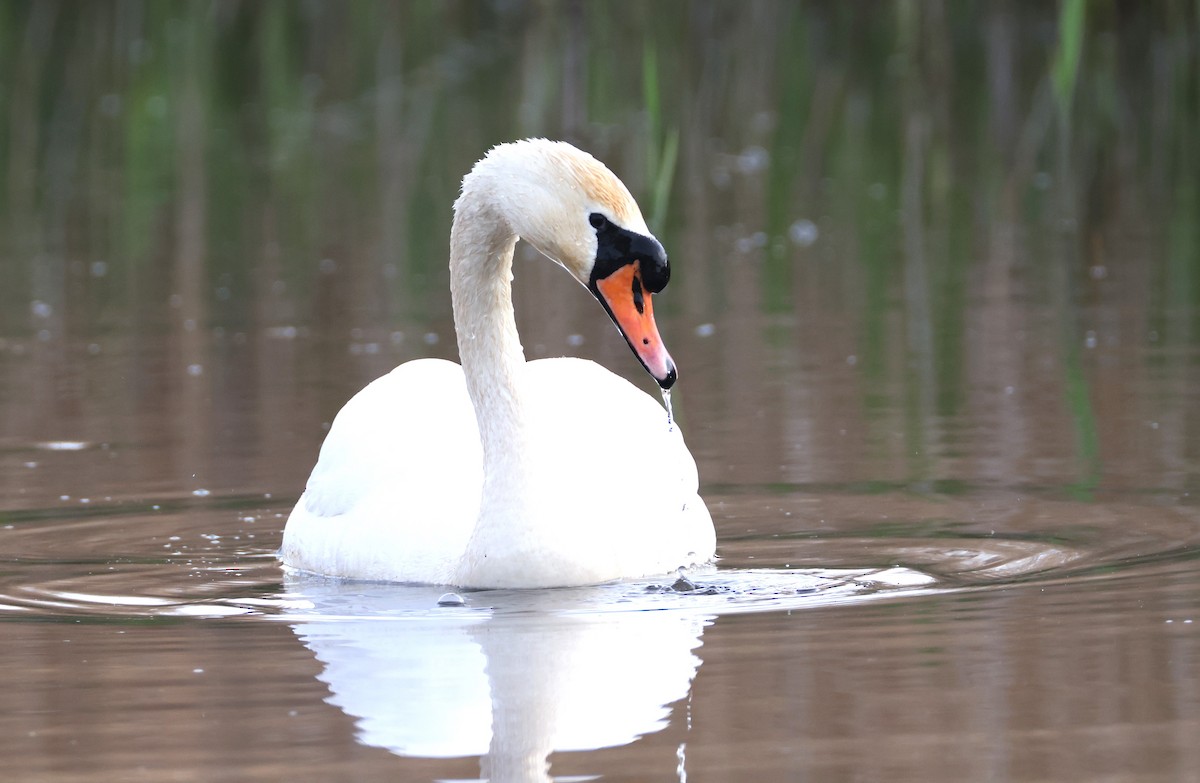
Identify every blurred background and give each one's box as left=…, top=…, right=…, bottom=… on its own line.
left=1, top=0, right=1196, bottom=509
left=2, top=4, right=1200, bottom=782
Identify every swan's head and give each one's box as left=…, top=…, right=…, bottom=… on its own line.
left=462, top=139, right=677, bottom=389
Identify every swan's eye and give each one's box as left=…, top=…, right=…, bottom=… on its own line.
left=589, top=213, right=608, bottom=230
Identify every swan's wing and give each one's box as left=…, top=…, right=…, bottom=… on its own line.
left=524, top=357, right=715, bottom=570
left=282, top=359, right=483, bottom=582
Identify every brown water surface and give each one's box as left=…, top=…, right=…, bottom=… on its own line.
left=2, top=3, right=1199, bottom=782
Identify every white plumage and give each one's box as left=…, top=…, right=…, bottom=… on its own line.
left=281, top=139, right=715, bottom=587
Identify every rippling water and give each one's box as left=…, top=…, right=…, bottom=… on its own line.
left=4, top=479, right=1199, bottom=780
left=2, top=3, right=1200, bottom=782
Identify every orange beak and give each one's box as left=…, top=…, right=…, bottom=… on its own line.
left=593, top=261, right=677, bottom=388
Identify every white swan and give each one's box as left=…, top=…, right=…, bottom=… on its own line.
left=281, top=139, right=715, bottom=588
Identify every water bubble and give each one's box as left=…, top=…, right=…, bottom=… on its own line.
left=437, top=593, right=466, bottom=607
left=191, top=488, right=211, bottom=497
left=1084, top=331, right=1097, bottom=349
left=90, top=260, right=108, bottom=278
left=566, top=334, right=584, bottom=347
left=319, top=258, right=337, bottom=274
left=788, top=219, right=819, bottom=247
left=694, top=323, right=715, bottom=338
left=186, top=364, right=203, bottom=376
left=30, top=301, right=52, bottom=319
left=423, top=332, right=439, bottom=345
left=736, top=146, right=769, bottom=174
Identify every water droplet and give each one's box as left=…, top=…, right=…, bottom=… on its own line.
left=437, top=593, right=465, bottom=607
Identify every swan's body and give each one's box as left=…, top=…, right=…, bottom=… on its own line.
left=281, top=139, right=715, bottom=588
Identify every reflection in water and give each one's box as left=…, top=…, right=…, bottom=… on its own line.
left=284, top=577, right=709, bottom=782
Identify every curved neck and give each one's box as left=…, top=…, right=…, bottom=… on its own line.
left=449, top=195, right=530, bottom=514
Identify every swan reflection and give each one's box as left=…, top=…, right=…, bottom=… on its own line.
left=284, top=576, right=711, bottom=782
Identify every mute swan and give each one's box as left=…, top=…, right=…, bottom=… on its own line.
left=281, top=139, right=715, bottom=588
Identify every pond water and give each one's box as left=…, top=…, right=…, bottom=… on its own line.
left=2, top=3, right=1199, bottom=782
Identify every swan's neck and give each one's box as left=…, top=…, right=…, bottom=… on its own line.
left=450, top=199, right=527, bottom=457
left=449, top=196, right=540, bottom=581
